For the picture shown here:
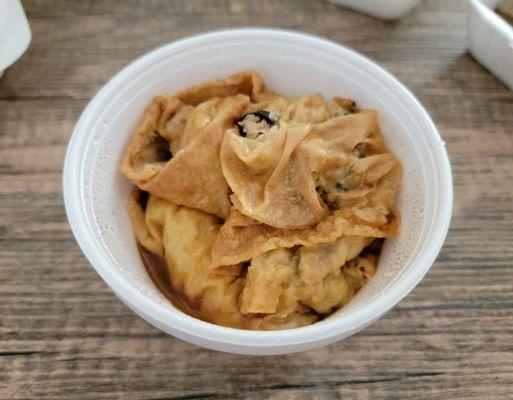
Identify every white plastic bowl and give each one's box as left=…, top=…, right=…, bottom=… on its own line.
left=327, top=0, right=422, bottom=20
left=0, top=0, right=31, bottom=77
left=63, top=29, right=452, bottom=355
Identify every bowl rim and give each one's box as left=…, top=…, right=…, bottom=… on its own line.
left=63, top=28, right=453, bottom=349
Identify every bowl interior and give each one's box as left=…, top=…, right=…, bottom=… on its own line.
left=65, top=30, right=451, bottom=347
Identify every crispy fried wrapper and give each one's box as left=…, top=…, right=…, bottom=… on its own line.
left=129, top=190, right=318, bottom=329
left=212, top=169, right=401, bottom=268
left=129, top=190, right=378, bottom=330
left=221, top=96, right=401, bottom=229
left=240, top=236, right=375, bottom=316
left=123, top=73, right=403, bottom=330
left=121, top=71, right=273, bottom=218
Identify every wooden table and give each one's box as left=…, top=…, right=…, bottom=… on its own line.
left=1, top=1, right=512, bottom=398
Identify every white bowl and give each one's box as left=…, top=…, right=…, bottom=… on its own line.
left=0, top=0, right=31, bottom=77
left=63, top=29, right=452, bottom=355
left=327, top=0, right=422, bottom=20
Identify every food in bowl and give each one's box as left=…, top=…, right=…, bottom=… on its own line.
left=120, top=71, right=402, bottom=330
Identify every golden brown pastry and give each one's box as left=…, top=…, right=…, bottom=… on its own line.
left=214, top=106, right=401, bottom=266
left=129, top=189, right=378, bottom=329
left=121, top=71, right=402, bottom=330
left=221, top=99, right=401, bottom=230
left=121, top=72, right=272, bottom=218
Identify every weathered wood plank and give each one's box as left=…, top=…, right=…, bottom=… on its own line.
left=1, top=0, right=512, bottom=399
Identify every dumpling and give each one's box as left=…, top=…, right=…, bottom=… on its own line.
left=128, top=189, right=319, bottom=329
left=128, top=189, right=246, bottom=327
left=294, top=236, right=372, bottom=313
left=221, top=95, right=401, bottom=228
left=128, top=188, right=377, bottom=330
left=239, top=236, right=377, bottom=325
left=121, top=71, right=273, bottom=219
left=211, top=161, right=400, bottom=268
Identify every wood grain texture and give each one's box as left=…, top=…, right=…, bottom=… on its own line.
left=1, top=0, right=513, bottom=399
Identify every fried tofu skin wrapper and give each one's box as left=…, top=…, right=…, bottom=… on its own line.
left=212, top=168, right=400, bottom=268
left=121, top=71, right=273, bottom=219
left=221, top=95, right=401, bottom=230
left=122, top=74, right=403, bottom=330
left=129, top=190, right=378, bottom=330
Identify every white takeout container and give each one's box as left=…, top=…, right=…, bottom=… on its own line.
left=63, top=29, right=453, bottom=355
left=0, top=0, right=31, bottom=77
left=327, top=0, right=422, bottom=20
left=468, top=0, right=513, bottom=90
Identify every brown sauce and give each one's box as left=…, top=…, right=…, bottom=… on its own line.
left=138, top=245, right=213, bottom=323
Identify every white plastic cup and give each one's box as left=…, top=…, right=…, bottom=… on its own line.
left=63, top=29, right=452, bottom=355
left=0, top=0, right=31, bottom=77
left=327, top=0, right=422, bottom=20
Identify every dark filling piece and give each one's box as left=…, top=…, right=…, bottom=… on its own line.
left=144, top=134, right=172, bottom=163
left=236, top=110, right=277, bottom=138
left=316, top=185, right=329, bottom=204
left=352, top=143, right=369, bottom=158
left=335, top=182, right=349, bottom=192
left=315, top=168, right=357, bottom=208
